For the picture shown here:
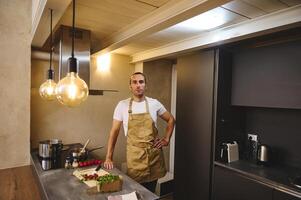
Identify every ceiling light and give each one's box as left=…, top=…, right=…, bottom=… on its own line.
left=97, top=53, right=111, bottom=72
left=39, top=9, right=57, bottom=101
left=175, top=7, right=226, bottom=31
left=56, top=0, right=89, bottom=107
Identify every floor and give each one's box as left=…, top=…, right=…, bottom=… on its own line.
left=0, top=165, right=173, bottom=200
left=0, top=165, right=41, bottom=200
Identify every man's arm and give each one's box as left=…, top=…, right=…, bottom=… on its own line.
left=153, top=111, right=175, bottom=149
left=103, top=119, right=122, bottom=169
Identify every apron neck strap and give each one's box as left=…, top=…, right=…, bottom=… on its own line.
left=128, top=97, right=149, bottom=114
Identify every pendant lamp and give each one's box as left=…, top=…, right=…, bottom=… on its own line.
left=39, top=9, right=57, bottom=101
left=56, top=0, right=89, bottom=107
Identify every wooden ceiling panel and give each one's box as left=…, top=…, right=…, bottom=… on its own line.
left=59, top=0, right=159, bottom=40
left=279, top=0, right=301, bottom=6
left=241, top=0, right=288, bottom=13
left=78, top=0, right=156, bottom=17
left=222, top=0, right=267, bottom=18
left=137, top=0, right=170, bottom=7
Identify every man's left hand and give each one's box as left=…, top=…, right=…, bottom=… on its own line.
left=153, top=137, right=169, bottom=149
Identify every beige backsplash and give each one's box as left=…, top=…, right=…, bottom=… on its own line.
left=31, top=54, right=134, bottom=168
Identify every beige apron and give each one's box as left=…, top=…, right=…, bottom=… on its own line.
left=126, top=98, right=166, bottom=183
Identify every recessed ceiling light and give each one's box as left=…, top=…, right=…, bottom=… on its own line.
left=175, top=7, right=227, bottom=31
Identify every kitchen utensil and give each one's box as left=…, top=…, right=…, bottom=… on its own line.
left=80, top=139, right=90, bottom=154
left=257, top=144, right=270, bottom=165
left=79, top=146, right=104, bottom=161
left=39, top=140, right=52, bottom=158
left=39, top=139, right=63, bottom=169
left=94, top=163, right=102, bottom=172
left=41, top=158, right=52, bottom=170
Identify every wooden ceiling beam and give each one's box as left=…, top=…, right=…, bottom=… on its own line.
left=92, top=0, right=232, bottom=56
left=131, top=5, right=301, bottom=63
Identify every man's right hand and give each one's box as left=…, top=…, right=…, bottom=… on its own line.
left=103, top=158, right=114, bottom=170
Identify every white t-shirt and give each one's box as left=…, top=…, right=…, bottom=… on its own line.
left=113, top=97, right=167, bottom=136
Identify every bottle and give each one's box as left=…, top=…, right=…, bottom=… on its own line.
left=65, top=156, right=72, bottom=169
left=72, top=158, right=79, bottom=168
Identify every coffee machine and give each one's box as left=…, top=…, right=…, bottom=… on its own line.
left=39, top=139, right=63, bottom=170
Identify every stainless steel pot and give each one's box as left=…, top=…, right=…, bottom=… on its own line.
left=41, top=158, right=52, bottom=170
left=39, top=139, right=63, bottom=158
left=39, top=140, right=51, bottom=158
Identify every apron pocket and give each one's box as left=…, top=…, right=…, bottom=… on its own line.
left=127, top=145, right=148, bottom=171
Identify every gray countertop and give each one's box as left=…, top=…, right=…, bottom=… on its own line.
left=215, top=160, right=301, bottom=198
left=31, top=150, right=159, bottom=200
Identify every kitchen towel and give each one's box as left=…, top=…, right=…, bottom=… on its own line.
left=108, top=191, right=138, bottom=200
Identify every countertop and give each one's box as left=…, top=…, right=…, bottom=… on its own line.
left=215, top=160, right=301, bottom=198
left=31, top=149, right=159, bottom=200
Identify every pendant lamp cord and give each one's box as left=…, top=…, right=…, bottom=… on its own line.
left=71, top=0, right=75, bottom=58
left=49, top=9, right=53, bottom=70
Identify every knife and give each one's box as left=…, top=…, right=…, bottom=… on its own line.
left=94, top=162, right=102, bottom=172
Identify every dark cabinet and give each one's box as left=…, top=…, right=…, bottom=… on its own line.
left=213, top=166, right=273, bottom=200
left=273, top=189, right=301, bottom=200
left=231, top=40, right=301, bottom=109
left=174, top=50, right=215, bottom=200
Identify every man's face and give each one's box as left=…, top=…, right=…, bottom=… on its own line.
left=129, top=74, right=146, bottom=97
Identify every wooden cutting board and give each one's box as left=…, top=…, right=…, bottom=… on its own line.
left=73, top=168, right=109, bottom=187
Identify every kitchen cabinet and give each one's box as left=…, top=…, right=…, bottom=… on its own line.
left=174, top=50, right=215, bottom=200
left=231, top=39, right=301, bottom=109
left=213, top=165, right=273, bottom=200
left=273, top=189, right=301, bottom=200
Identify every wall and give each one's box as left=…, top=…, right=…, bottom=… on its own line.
left=143, top=59, right=173, bottom=170
left=0, top=0, right=32, bottom=169
left=31, top=53, right=134, bottom=168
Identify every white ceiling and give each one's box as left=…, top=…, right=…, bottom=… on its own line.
left=32, top=0, right=301, bottom=61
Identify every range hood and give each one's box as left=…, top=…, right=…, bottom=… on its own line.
left=54, top=25, right=90, bottom=87
left=49, top=25, right=117, bottom=96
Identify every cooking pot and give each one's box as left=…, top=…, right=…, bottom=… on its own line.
left=257, top=144, right=270, bottom=165
left=39, top=139, right=63, bottom=158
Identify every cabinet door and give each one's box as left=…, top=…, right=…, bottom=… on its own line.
left=273, top=189, right=301, bottom=200
left=174, top=50, right=215, bottom=200
left=213, top=166, right=273, bottom=200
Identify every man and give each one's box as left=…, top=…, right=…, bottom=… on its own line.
left=104, top=72, right=175, bottom=192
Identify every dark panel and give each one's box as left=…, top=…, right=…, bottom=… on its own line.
left=245, top=107, right=301, bottom=168
left=214, top=49, right=246, bottom=161
left=175, top=50, right=215, bottom=200
left=231, top=40, right=301, bottom=109
left=273, top=189, right=301, bottom=200
left=213, top=166, right=273, bottom=200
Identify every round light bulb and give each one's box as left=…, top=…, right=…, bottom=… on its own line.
left=39, top=79, right=57, bottom=101
left=56, top=72, right=89, bottom=107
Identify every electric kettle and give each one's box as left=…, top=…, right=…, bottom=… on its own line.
left=257, top=144, right=270, bottom=165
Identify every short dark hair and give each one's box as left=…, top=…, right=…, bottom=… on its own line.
left=129, top=72, right=147, bottom=84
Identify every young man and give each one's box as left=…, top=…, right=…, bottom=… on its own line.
left=104, top=72, right=175, bottom=192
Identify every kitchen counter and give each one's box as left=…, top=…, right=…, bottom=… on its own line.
left=31, top=150, right=159, bottom=200
left=215, top=160, right=301, bottom=198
